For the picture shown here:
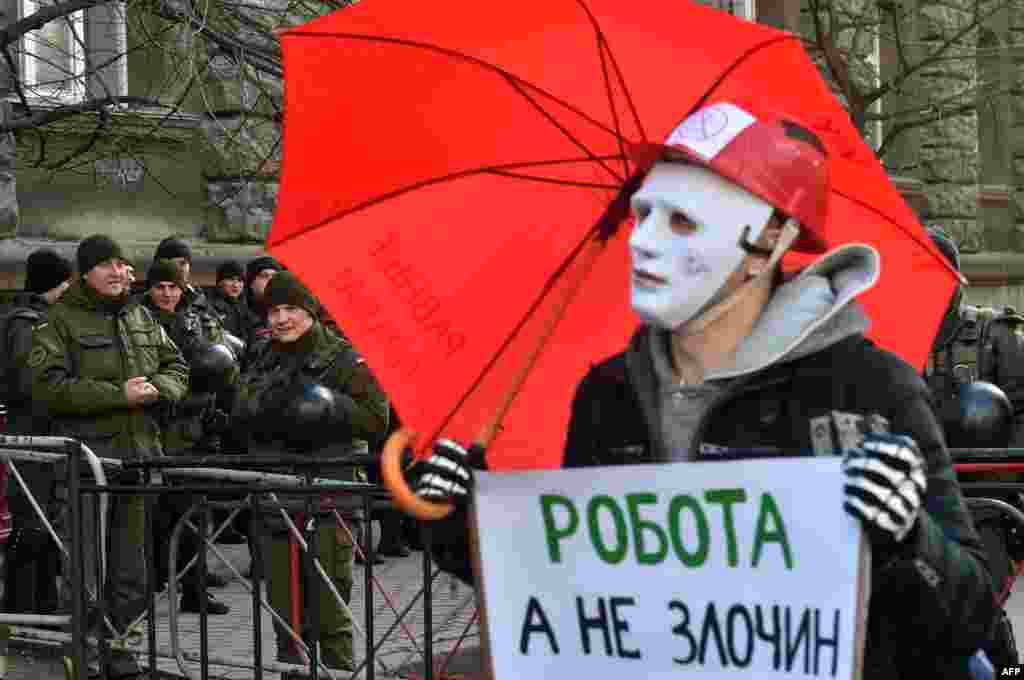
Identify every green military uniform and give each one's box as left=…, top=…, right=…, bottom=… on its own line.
left=141, top=283, right=237, bottom=455
left=233, top=316, right=388, bottom=671
left=31, top=274, right=189, bottom=677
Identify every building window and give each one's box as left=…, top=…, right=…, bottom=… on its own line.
left=17, top=0, right=128, bottom=104
left=699, top=0, right=757, bottom=21
left=21, top=0, right=86, bottom=102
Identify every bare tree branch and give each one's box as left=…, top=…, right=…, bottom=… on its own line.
left=862, top=0, right=1007, bottom=107
left=0, top=0, right=113, bottom=47
left=2, top=96, right=160, bottom=130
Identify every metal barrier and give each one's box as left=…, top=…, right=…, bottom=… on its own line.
left=0, top=437, right=458, bottom=680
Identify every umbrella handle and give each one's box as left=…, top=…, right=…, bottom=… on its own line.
left=381, top=428, right=455, bottom=521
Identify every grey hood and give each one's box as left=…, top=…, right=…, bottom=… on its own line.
left=705, top=243, right=881, bottom=381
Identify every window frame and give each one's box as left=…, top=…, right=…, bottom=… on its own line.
left=20, top=0, right=88, bottom=103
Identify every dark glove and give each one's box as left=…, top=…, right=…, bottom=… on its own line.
left=201, top=407, right=231, bottom=436
left=177, top=393, right=216, bottom=417
left=414, top=439, right=487, bottom=506
left=843, top=433, right=926, bottom=548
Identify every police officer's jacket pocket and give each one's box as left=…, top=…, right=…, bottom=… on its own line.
left=76, top=335, right=119, bottom=381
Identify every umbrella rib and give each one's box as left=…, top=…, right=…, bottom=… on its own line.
left=270, top=156, right=626, bottom=247
left=483, top=170, right=621, bottom=191
left=594, top=30, right=628, bottom=179
left=427, top=171, right=644, bottom=444
left=677, top=33, right=800, bottom=128
left=574, top=0, right=645, bottom=175
left=286, top=33, right=633, bottom=151
left=426, top=226, right=605, bottom=447
left=497, top=73, right=624, bottom=184
left=832, top=186, right=963, bottom=280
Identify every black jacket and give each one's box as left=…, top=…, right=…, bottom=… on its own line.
left=4, top=292, right=49, bottom=417
left=206, top=286, right=252, bottom=342
left=428, top=327, right=995, bottom=680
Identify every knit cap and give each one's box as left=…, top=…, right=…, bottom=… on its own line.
left=146, top=258, right=185, bottom=290
left=216, top=259, right=244, bottom=283
left=77, top=235, right=125, bottom=275
left=25, top=248, right=72, bottom=294
left=262, top=271, right=319, bottom=317
left=154, top=236, right=192, bottom=263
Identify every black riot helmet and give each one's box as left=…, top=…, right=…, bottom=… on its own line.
left=280, top=382, right=342, bottom=451
left=189, top=342, right=238, bottom=394
left=942, top=380, right=1014, bottom=448
left=927, top=226, right=964, bottom=349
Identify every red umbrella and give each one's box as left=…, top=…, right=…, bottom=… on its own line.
left=269, top=1, right=960, bottom=494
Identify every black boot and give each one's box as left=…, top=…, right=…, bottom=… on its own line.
left=180, top=589, right=230, bottom=615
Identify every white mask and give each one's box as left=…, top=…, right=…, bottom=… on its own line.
left=629, top=163, right=774, bottom=331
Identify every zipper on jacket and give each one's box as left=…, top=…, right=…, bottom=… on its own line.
left=686, top=373, right=793, bottom=460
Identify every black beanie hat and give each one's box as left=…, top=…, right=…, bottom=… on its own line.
left=216, top=259, right=245, bottom=283
left=246, top=256, right=282, bottom=284
left=25, top=248, right=72, bottom=294
left=146, top=258, right=185, bottom=290
left=77, top=235, right=125, bottom=275
left=263, top=271, right=319, bottom=317
left=154, top=236, right=192, bottom=263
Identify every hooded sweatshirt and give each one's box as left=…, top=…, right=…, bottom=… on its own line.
left=648, top=244, right=880, bottom=461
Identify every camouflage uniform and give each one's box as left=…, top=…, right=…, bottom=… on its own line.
left=30, top=279, right=188, bottom=676
left=232, top=320, right=388, bottom=670
left=142, top=282, right=239, bottom=609
left=142, top=285, right=237, bottom=455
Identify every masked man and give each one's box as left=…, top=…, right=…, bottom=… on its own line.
left=31, top=235, right=189, bottom=679
left=412, top=102, right=996, bottom=680
left=229, top=272, right=389, bottom=673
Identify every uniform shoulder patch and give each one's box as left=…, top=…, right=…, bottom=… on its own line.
left=27, top=345, right=48, bottom=368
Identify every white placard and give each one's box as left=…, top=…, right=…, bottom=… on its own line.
left=665, top=102, right=758, bottom=161
left=471, top=457, right=867, bottom=680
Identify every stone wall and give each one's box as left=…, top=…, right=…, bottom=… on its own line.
left=1013, top=4, right=1024, bottom=243
left=0, top=103, right=17, bottom=239
left=204, top=177, right=279, bottom=242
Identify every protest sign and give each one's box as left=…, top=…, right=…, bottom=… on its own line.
left=470, top=457, right=869, bottom=680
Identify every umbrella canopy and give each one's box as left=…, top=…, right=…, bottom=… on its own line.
left=270, top=0, right=959, bottom=471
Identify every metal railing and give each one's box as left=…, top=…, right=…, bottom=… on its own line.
left=0, top=436, right=453, bottom=680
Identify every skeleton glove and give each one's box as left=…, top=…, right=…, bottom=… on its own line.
left=414, top=439, right=486, bottom=505
left=842, top=433, right=927, bottom=546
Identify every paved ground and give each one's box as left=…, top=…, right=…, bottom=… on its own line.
left=6, top=541, right=482, bottom=680
left=12, top=538, right=1024, bottom=679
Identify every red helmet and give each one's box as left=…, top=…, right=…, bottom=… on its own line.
left=630, top=101, right=831, bottom=254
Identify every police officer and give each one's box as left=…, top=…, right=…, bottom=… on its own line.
left=205, top=260, right=249, bottom=340
left=243, top=256, right=282, bottom=354
left=4, top=248, right=72, bottom=618
left=925, top=227, right=1024, bottom=443
left=30, top=235, right=189, bottom=679
left=926, top=227, right=1023, bottom=667
left=230, top=272, right=388, bottom=672
left=141, top=259, right=236, bottom=615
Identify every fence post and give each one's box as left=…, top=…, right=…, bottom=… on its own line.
left=66, top=438, right=88, bottom=680
left=251, top=494, right=264, bottom=680
left=423, top=533, right=432, bottom=680
left=144, top=466, right=158, bottom=679
left=363, top=492, right=375, bottom=680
